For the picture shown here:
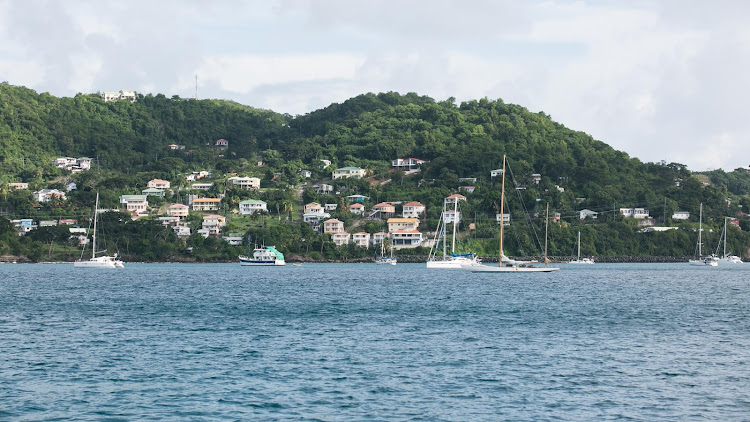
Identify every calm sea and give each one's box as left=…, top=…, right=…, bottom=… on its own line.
left=1, top=263, right=749, bottom=421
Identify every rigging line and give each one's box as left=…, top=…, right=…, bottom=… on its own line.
left=505, top=158, right=544, bottom=255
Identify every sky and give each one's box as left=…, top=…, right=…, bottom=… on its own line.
left=1, top=0, right=748, bottom=172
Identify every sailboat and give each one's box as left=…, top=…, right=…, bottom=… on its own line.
left=568, top=231, right=594, bottom=264
left=74, top=192, right=124, bottom=268
left=716, top=217, right=743, bottom=264
left=688, top=203, right=718, bottom=267
left=463, top=155, right=559, bottom=273
left=375, top=239, right=397, bottom=265
left=426, top=197, right=479, bottom=268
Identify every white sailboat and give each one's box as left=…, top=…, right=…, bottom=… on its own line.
left=426, top=197, right=479, bottom=268
left=716, top=217, right=743, bottom=264
left=568, top=231, right=594, bottom=264
left=375, top=239, right=397, bottom=265
left=688, top=203, right=718, bottom=267
left=74, top=192, right=124, bottom=268
left=463, top=155, right=559, bottom=273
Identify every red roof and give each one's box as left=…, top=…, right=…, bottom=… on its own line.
left=403, top=201, right=424, bottom=207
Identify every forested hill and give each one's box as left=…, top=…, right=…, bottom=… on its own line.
left=2, top=82, right=749, bottom=224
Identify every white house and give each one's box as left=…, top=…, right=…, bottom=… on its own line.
left=101, top=90, right=136, bottom=102
left=391, top=157, right=426, bottom=169
left=239, top=199, right=267, bottom=215
left=331, top=232, right=351, bottom=246
left=579, top=209, right=599, bottom=220
left=672, top=211, right=690, bottom=220
left=445, top=193, right=466, bottom=204
left=324, top=203, right=338, bottom=211
left=443, top=210, right=461, bottom=224
left=228, top=176, right=260, bottom=190
left=620, top=208, right=650, bottom=219
left=215, top=139, right=229, bottom=150
left=458, top=186, right=475, bottom=194
left=496, top=213, right=511, bottom=226
left=390, top=230, right=423, bottom=248
left=387, top=218, right=419, bottom=232
left=320, top=159, right=331, bottom=169
left=349, top=203, right=365, bottom=215
left=303, top=212, right=331, bottom=226
left=402, top=201, right=425, bottom=218
left=371, top=232, right=388, bottom=245
left=304, top=202, right=325, bottom=214
left=300, top=170, right=312, bottom=178
left=34, top=189, right=66, bottom=203
left=351, top=232, right=371, bottom=248
left=120, top=195, right=149, bottom=215
left=490, top=169, right=504, bottom=178
left=332, top=167, right=366, bottom=179
left=531, top=174, right=542, bottom=184
left=313, top=184, right=334, bottom=194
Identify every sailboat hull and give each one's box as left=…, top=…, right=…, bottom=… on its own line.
left=462, top=263, right=560, bottom=273
left=73, top=256, right=124, bottom=268
left=426, top=256, right=478, bottom=269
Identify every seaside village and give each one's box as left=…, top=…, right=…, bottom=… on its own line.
left=6, top=138, right=741, bottom=252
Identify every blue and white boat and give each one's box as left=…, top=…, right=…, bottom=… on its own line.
left=239, top=245, right=286, bottom=266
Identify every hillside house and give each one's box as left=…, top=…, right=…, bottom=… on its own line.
left=332, top=167, right=366, bottom=180
left=391, top=157, right=426, bottom=170
left=620, top=208, right=650, bottom=219
left=373, top=202, right=396, bottom=218
left=323, top=218, right=345, bottom=234
left=459, top=186, right=476, bottom=194
left=402, top=201, right=425, bottom=218
left=490, top=169, right=504, bottom=178
left=228, top=176, right=260, bottom=190
left=445, top=193, right=466, bottom=205
left=304, top=202, right=325, bottom=214
left=313, top=184, right=334, bottom=194
left=371, top=232, right=388, bottom=245
left=351, top=232, right=371, bottom=248
left=101, top=90, right=136, bottom=102
left=387, top=218, right=419, bottom=232
left=496, top=213, right=511, bottom=226
left=331, top=232, right=351, bottom=246
left=443, top=209, right=461, bottom=224
left=346, top=195, right=369, bottom=203
left=672, top=211, right=690, bottom=220
left=390, top=230, right=423, bottom=248
left=579, top=209, right=599, bottom=220
left=148, top=179, right=171, bottom=189
left=320, top=159, right=331, bottom=169
left=191, top=183, right=214, bottom=191
left=239, top=199, right=267, bottom=215
left=349, top=203, right=365, bottom=215
left=8, top=182, right=28, bottom=190
left=141, top=187, right=165, bottom=197
left=34, top=189, right=66, bottom=203
left=324, top=203, right=338, bottom=211
left=191, top=198, right=222, bottom=212
left=215, top=139, right=229, bottom=150
left=120, top=195, right=149, bottom=215
left=167, top=204, right=189, bottom=219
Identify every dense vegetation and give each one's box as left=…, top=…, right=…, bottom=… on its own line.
left=2, top=82, right=750, bottom=262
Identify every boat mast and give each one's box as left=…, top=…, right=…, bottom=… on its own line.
left=451, top=197, right=458, bottom=255
left=577, top=231, right=581, bottom=261
left=92, top=192, right=99, bottom=259
left=544, top=202, right=550, bottom=265
left=698, top=203, right=703, bottom=257
left=724, top=217, right=728, bottom=258
left=442, top=199, right=447, bottom=260
left=499, top=155, right=506, bottom=267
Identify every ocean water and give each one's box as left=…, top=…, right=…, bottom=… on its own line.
left=1, top=262, right=749, bottom=421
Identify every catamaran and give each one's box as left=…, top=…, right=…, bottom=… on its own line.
left=463, top=155, right=559, bottom=273
left=688, top=203, right=718, bottom=267
left=74, top=192, right=124, bottom=269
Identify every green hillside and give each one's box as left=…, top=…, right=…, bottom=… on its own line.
left=1, top=83, right=749, bottom=262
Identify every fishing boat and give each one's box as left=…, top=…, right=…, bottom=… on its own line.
left=239, top=245, right=286, bottom=266
left=375, top=240, right=397, bottom=265
left=716, top=217, right=743, bottom=264
left=688, top=203, right=718, bottom=267
left=463, top=155, right=559, bottom=273
left=74, top=192, right=124, bottom=269
left=426, top=197, right=479, bottom=268
left=568, top=231, right=594, bottom=264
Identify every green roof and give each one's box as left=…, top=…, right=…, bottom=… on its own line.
left=336, top=167, right=363, bottom=171
left=239, top=199, right=266, bottom=205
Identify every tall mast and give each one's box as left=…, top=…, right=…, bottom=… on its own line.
left=698, top=203, right=703, bottom=257
left=577, top=231, right=581, bottom=260
left=92, top=192, right=99, bottom=259
left=442, top=199, right=447, bottom=260
left=724, top=217, right=728, bottom=258
left=499, top=155, right=506, bottom=267
left=451, top=197, right=458, bottom=255
left=544, top=202, right=550, bottom=265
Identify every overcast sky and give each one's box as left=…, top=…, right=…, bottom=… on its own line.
left=1, top=0, right=748, bottom=171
